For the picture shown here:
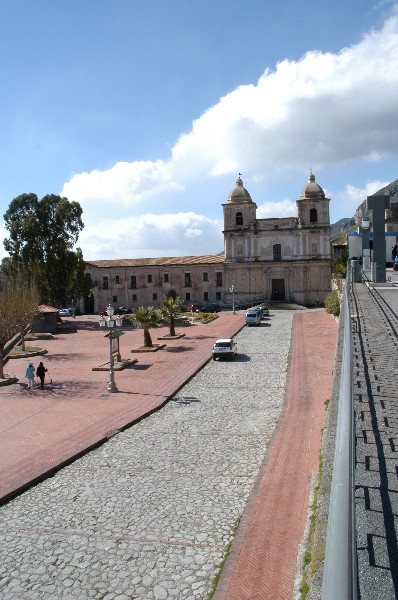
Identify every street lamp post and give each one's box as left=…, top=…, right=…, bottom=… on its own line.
left=99, top=304, right=123, bottom=393
left=229, top=285, right=236, bottom=314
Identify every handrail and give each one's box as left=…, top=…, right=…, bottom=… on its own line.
left=322, top=272, right=358, bottom=599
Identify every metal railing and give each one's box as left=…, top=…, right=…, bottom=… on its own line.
left=322, top=272, right=358, bottom=599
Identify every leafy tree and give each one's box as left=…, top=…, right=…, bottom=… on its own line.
left=160, top=296, right=182, bottom=336
left=127, top=306, right=162, bottom=347
left=0, top=284, right=39, bottom=378
left=2, top=193, right=85, bottom=306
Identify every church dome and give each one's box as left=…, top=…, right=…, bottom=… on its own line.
left=300, top=172, right=325, bottom=200
left=228, top=176, right=252, bottom=203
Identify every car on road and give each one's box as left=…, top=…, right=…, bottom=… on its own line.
left=200, top=304, right=221, bottom=313
left=185, top=304, right=201, bottom=312
left=245, top=310, right=261, bottom=326
left=115, top=306, right=131, bottom=315
left=256, top=304, right=270, bottom=317
left=212, top=338, right=237, bottom=361
left=60, top=307, right=78, bottom=317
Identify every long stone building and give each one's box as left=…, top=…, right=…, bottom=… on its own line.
left=84, top=173, right=332, bottom=312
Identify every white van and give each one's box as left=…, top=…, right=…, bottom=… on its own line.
left=245, top=310, right=261, bottom=326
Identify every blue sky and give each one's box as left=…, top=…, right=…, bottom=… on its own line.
left=1, top=0, right=398, bottom=259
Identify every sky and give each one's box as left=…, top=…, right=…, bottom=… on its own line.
left=1, top=0, right=398, bottom=260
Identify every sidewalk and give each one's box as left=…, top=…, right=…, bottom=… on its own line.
left=0, top=309, right=338, bottom=600
left=0, top=313, right=245, bottom=503
left=214, top=310, right=338, bottom=600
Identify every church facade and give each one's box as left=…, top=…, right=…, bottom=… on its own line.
left=84, top=173, right=331, bottom=312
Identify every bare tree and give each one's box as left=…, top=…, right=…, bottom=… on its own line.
left=0, top=285, right=40, bottom=378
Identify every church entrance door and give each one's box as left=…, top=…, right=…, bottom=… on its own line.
left=85, top=292, right=95, bottom=313
left=271, top=279, right=285, bottom=301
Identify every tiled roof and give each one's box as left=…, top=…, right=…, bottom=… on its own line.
left=86, top=255, right=225, bottom=268
left=38, top=304, right=59, bottom=313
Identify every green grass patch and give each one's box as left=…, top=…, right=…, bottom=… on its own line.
left=299, top=452, right=323, bottom=599
left=208, top=516, right=241, bottom=599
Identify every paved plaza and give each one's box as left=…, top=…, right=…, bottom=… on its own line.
left=0, top=313, right=245, bottom=502
left=0, top=308, right=338, bottom=599
left=0, top=312, right=293, bottom=599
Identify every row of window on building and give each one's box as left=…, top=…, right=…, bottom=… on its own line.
left=234, top=208, right=318, bottom=227
left=101, top=271, right=223, bottom=290
left=106, top=290, right=219, bottom=306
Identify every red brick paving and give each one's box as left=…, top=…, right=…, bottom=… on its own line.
left=0, top=313, right=245, bottom=502
left=0, top=309, right=338, bottom=600
left=213, top=310, right=338, bottom=600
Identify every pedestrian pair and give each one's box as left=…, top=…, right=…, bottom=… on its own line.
left=25, top=361, right=50, bottom=390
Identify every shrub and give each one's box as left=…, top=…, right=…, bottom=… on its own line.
left=332, top=257, right=347, bottom=277
left=332, top=248, right=348, bottom=278
left=324, top=291, right=340, bottom=317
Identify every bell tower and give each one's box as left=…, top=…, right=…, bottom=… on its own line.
left=296, top=172, right=331, bottom=260
left=297, top=172, right=330, bottom=226
left=222, top=176, right=257, bottom=261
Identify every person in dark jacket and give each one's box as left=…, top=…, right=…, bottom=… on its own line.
left=36, top=362, right=48, bottom=390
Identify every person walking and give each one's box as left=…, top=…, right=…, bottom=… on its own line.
left=25, top=363, right=35, bottom=389
left=36, top=361, right=48, bottom=390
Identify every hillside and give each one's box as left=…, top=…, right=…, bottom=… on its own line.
left=330, top=217, right=356, bottom=240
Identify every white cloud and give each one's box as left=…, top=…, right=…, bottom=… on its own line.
left=79, top=212, right=223, bottom=260
left=63, top=160, right=183, bottom=206
left=331, top=180, right=390, bottom=209
left=170, top=11, right=398, bottom=179
left=61, top=9, right=398, bottom=257
left=257, top=200, right=297, bottom=219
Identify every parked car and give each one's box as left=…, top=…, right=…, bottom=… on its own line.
left=115, top=306, right=131, bottom=315
left=99, top=307, right=109, bottom=316
left=245, top=310, right=261, bottom=326
left=200, top=304, right=221, bottom=313
left=185, top=304, right=201, bottom=312
left=212, top=338, right=237, bottom=361
left=59, top=308, right=72, bottom=317
left=258, top=304, right=270, bottom=316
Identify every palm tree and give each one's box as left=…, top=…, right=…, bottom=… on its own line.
left=129, top=306, right=162, bottom=347
left=160, top=296, right=182, bottom=337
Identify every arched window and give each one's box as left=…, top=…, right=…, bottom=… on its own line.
left=310, top=208, right=318, bottom=223
left=273, top=244, right=282, bottom=261
left=236, top=212, right=243, bottom=226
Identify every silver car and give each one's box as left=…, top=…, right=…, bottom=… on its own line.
left=245, top=310, right=261, bottom=326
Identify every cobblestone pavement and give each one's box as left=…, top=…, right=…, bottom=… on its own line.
left=0, top=311, right=293, bottom=599
left=0, top=313, right=245, bottom=502
left=351, top=281, right=398, bottom=599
